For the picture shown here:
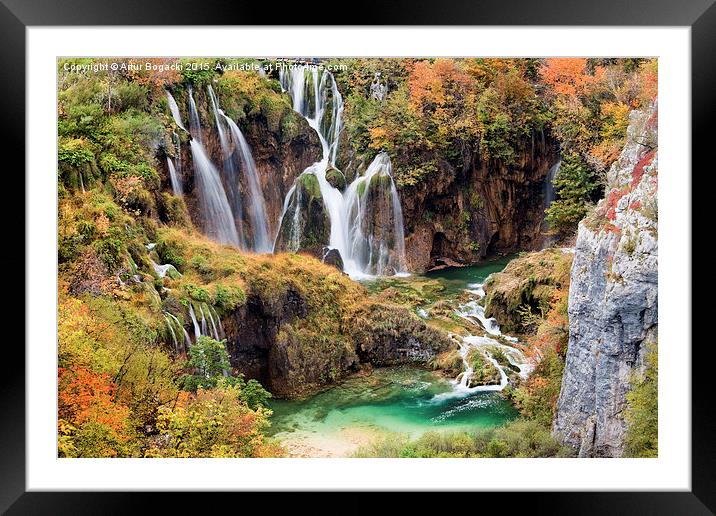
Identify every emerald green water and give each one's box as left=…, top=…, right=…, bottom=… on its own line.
left=268, top=260, right=519, bottom=456
left=424, top=256, right=513, bottom=297
left=269, top=366, right=517, bottom=439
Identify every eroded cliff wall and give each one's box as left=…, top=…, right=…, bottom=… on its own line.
left=553, top=102, right=658, bottom=457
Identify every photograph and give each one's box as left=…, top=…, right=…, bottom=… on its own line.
left=55, top=56, right=659, bottom=459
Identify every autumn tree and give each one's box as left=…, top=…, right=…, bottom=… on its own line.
left=146, top=380, right=283, bottom=458
left=58, top=366, right=133, bottom=457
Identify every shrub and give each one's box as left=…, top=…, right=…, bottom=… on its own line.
left=147, top=380, right=282, bottom=458
left=624, top=342, right=658, bottom=457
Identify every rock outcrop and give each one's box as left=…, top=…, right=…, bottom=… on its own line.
left=483, top=247, right=573, bottom=334
left=221, top=281, right=450, bottom=397
left=552, top=102, right=658, bottom=457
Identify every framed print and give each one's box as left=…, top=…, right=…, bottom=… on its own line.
left=4, top=0, right=713, bottom=512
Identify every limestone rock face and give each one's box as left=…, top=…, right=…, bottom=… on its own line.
left=552, top=102, right=658, bottom=457
left=243, top=114, right=322, bottom=239
left=399, top=142, right=558, bottom=272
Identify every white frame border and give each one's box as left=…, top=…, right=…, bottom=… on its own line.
left=27, top=26, right=690, bottom=491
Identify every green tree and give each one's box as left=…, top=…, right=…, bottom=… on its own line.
left=545, top=152, right=598, bottom=234
left=181, top=336, right=232, bottom=391
left=625, top=342, right=658, bottom=457
left=180, top=336, right=272, bottom=409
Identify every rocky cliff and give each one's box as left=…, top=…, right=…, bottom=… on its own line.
left=398, top=143, right=558, bottom=272
left=552, top=102, right=658, bottom=457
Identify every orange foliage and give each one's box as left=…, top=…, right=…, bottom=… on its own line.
left=408, top=59, right=473, bottom=109
left=58, top=366, right=130, bottom=434
left=540, top=58, right=589, bottom=97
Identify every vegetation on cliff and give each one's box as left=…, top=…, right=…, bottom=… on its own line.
left=624, top=342, right=658, bottom=458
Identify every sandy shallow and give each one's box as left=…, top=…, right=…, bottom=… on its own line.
left=276, top=426, right=384, bottom=458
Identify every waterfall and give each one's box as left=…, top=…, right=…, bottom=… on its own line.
left=208, top=85, right=271, bottom=253
left=165, top=315, right=179, bottom=353
left=343, top=152, right=407, bottom=276
left=167, top=157, right=182, bottom=197
left=276, top=64, right=406, bottom=278
left=188, top=302, right=201, bottom=341
left=222, top=115, right=272, bottom=252
left=541, top=159, right=561, bottom=248
left=165, top=312, right=192, bottom=353
left=186, top=85, right=239, bottom=245
left=544, top=160, right=560, bottom=209
left=190, top=140, right=241, bottom=246
left=187, top=86, right=203, bottom=144
left=166, top=90, right=187, bottom=132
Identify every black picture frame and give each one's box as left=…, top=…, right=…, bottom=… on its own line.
left=3, top=0, right=710, bottom=512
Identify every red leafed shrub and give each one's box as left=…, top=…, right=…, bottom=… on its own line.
left=605, top=188, right=628, bottom=221
left=630, top=200, right=642, bottom=210
left=631, top=149, right=657, bottom=189
left=605, top=223, right=621, bottom=235
left=58, top=366, right=129, bottom=433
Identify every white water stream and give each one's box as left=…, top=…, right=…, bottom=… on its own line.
left=433, top=281, right=532, bottom=402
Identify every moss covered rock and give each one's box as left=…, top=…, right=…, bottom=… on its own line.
left=483, top=248, right=572, bottom=334
left=325, top=166, right=347, bottom=191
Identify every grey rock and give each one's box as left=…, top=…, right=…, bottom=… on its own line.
left=552, top=101, right=658, bottom=457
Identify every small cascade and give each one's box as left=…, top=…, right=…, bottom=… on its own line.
left=188, top=301, right=222, bottom=342
left=433, top=280, right=532, bottom=401
left=166, top=90, right=187, bottom=132
left=275, top=64, right=406, bottom=278
left=146, top=242, right=181, bottom=278
left=544, top=159, right=561, bottom=209
left=164, top=304, right=225, bottom=355
left=541, top=160, right=561, bottom=248
left=166, top=157, right=182, bottom=197
left=164, top=312, right=192, bottom=354
left=164, top=315, right=179, bottom=353
left=188, top=302, right=201, bottom=340
left=149, top=257, right=180, bottom=279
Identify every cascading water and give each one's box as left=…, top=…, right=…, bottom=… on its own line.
left=433, top=279, right=532, bottom=402
left=343, top=152, right=407, bottom=276
left=541, top=159, right=561, bottom=248
left=276, top=64, right=407, bottom=278
left=207, top=85, right=247, bottom=250
left=167, top=157, right=182, bottom=197
left=208, top=85, right=271, bottom=253
left=190, top=140, right=241, bottom=246
left=166, top=90, right=187, bottom=132
left=222, top=115, right=272, bottom=252
left=544, top=159, right=560, bottom=210
left=186, top=86, right=241, bottom=247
